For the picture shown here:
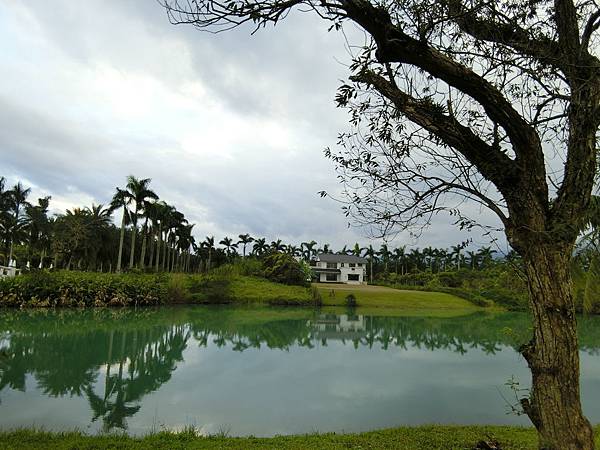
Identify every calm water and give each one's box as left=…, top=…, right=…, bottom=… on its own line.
left=1, top=306, right=599, bottom=436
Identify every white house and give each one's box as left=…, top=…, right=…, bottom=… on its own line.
left=311, top=253, right=367, bottom=284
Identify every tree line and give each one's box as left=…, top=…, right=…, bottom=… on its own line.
left=1, top=175, right=523, bottom=277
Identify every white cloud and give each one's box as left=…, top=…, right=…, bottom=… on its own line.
left=0, top=0, right=503, bottom=250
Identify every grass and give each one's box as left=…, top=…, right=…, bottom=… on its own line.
left=0, top=270, right=490, bottom=313
left=316, top=283, right=486, bottom=312
left=5, top=425, right=600, bottom=449
left=228, top=276, right=312, bottom=304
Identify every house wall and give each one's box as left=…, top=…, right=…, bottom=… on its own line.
left=319, top=273, right=340, bottom=283
left=315, top=261, right=366, bottom=284
left=340, top=265, right=365, bottom=284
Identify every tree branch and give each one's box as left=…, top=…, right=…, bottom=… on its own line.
left=444, top=0, right=563, bottom=68
left=339, top=0, right=545, bottom=175
left=352, top=69, right=518, bottom=196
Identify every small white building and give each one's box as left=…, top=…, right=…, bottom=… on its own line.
left=311, top=253, right=367, bottom=284
left=0, top=266, right=20, bottom=279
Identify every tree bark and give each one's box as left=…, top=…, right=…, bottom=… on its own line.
left=148, top=228, right=155, bottom=271
left=519, top=244, right=594, bottom=450
left=155, top=225, right=162, bottom=272
left=139, top=217, right=149, bottom=269
left=129, top=213, right=137, bottom=269
left=116, top=209, right=126, bottom=273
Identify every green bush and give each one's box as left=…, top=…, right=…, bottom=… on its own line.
left=166, top=274, right=191, bottom=303
left=0, top=271, right=168, bottom=307
left=310, top=285, right=323, bottom=306
left=345, top=293, right=357, bottom=307
left=261, top=253, right=307, bottom=286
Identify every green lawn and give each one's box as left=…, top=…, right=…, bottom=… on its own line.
left=316, top=283, right=485, bottom=312
left=0, top=425, right=567, bottom=450
left=228, top=276, right=312, bottom=304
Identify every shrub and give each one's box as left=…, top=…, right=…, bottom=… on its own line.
left=345, top=293, right=357, bottom=307
left=310, top=285, right=323, bottom=306
left=166, top=274, right=191, bottom=303
left=262, top=253, right=307, bottom=286
left=0, top=271, right=168, bottom=308
left=210, top=259, right=264, bottom=279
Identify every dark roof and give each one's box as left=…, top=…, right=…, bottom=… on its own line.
left=317, top=253, right=368, bottom=263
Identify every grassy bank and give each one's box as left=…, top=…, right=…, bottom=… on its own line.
left=316, top=283, right=487, bottom=313
left=0, top=271, right=315, bottom=308
left=4, top=425, right=600, bottom=449
left=0, top=270, right=481, bottom=311
left=375, top=268, right=528, bottom=311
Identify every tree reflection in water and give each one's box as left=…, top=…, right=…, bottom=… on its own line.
left=1, top=306, right=599, bottom=431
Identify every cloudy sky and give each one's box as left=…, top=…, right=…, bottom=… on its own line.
left=0, top=0, right=502, bottom=251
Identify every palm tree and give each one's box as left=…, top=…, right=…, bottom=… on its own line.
left=25, top=196, right=52, bottom=267
left=466, top=250, right=479, bottom=270
left=220, top=236, right=238, bottom=258
left=138, top=198, right=158, bottom=269
left=393, top=246, right=406, bottom=275
left=408, top=248, right=423, bottom=272
left=203, top=236, right=215, bottom=271
left=270, top=239, right=286, bottom=252
left=286, top=245, right=301, bottom=257
left=237, top=234, right=254, bottom=258
left=150, top=201, right=170, bottom=272
left=164, top=208, right=186, bottom=271
left=301, top=240, right=317, bottom=260
left=451, top=244, right=465, bottom=270
left=352, top=243, right=364, bottom=257
left=379, top=243, right=391, bottom=273
left=0, top=177, right=11, bottom=263
left=124, top=176, right=158, bottom=269
left=7, top=182, right=31, bottom=265
left=85, top=203, right=112, bottom=270
left=318, top=243, right=332, bottom=254
left=252, top=237, right=268, bottom=256
left=110, top=188, right=133, bottom=273
left=363, top=245, right=378, bottom=282
left=175, top=223, right=195, bottom=272
left=477, top=246, right=496, bottom=269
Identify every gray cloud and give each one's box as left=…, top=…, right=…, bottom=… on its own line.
left=0, top=0, right=500, bottom=251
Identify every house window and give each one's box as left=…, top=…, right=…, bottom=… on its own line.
left=357, top=263, right=363, bottom=267
left=326, top=262, right=337, bottom=269
left=348, top=274, right=360, bottom=281
left=326, top=273, right=337, bottom=281
left=349, top=263, right=356, bottom=267
left=341, top=263, right=345, bottom=267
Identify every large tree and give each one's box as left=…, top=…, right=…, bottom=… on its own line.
left=160, top=0, right=600, bottom=448
left=124, top=176, right=158, bottom=270
left=6, top=182, right=31, bottom=266
left=110, top=187, right=133, bottom=273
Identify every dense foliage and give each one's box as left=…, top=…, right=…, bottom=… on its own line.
left=0, top=271, right=168, bottom=307
left=262, top=252, right=308, bottom=286
left=0, top=270, right=314, bottom=307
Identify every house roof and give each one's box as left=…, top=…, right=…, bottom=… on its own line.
left=316, top=253, right=368, bottom=263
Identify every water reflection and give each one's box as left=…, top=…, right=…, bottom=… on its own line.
left=0, top=306, right=599, bottom=434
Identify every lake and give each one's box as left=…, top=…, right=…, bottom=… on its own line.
left=1, top=306, right=599, bottom=436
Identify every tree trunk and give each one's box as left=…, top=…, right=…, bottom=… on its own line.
left=129, top=211, right=137, bottom=269
left=148, top=228, right=155, bottom=271
left=520, top=244, right=594, bottom=450
left=155, top=225, right=162, bottom=272
left=139, top=217, right=149, bottom=269
left=116, top=209, right=126, bottom=273
left=162, top=232, right=168, bottom=270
